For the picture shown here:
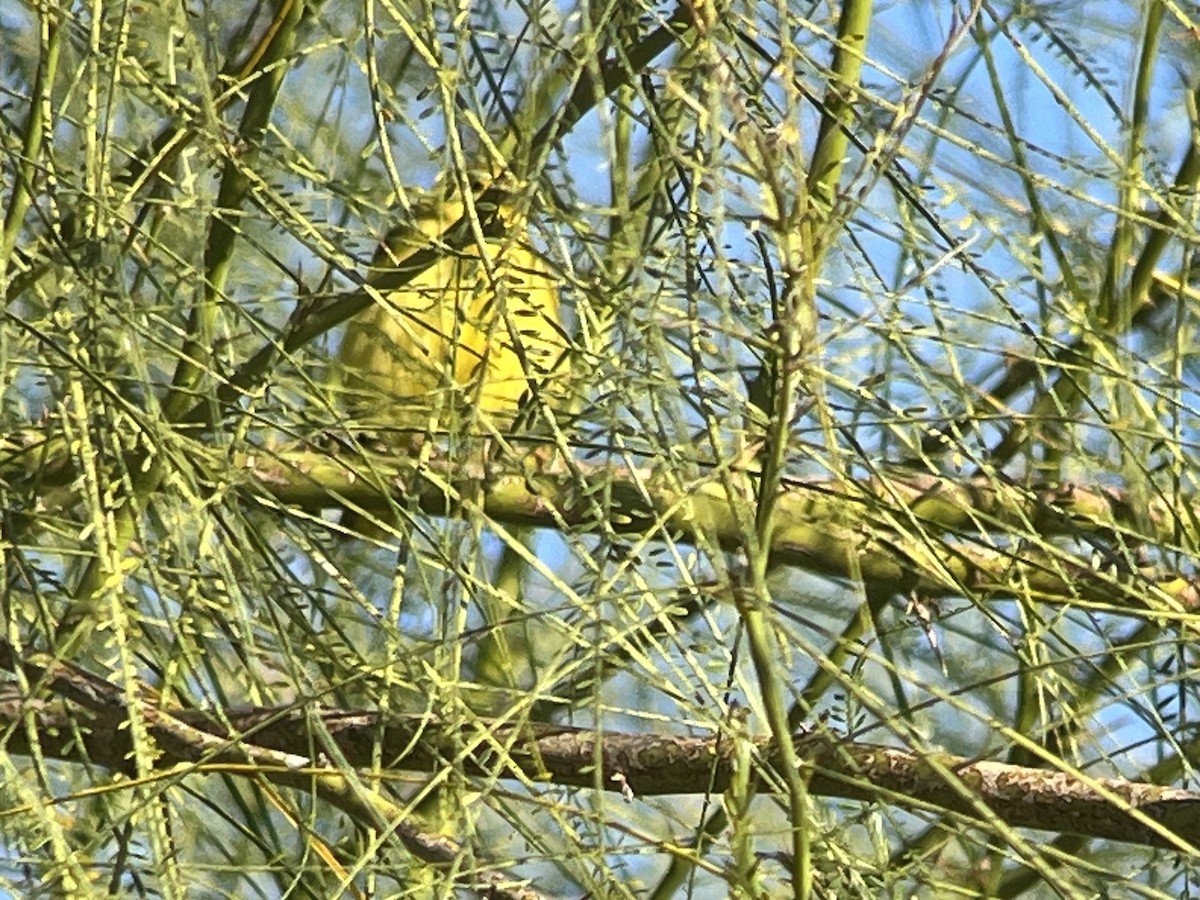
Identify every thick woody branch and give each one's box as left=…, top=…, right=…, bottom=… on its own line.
left=0, top=689, right=1195, bottom=852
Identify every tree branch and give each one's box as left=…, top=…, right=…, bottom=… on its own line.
left=1, top=686, right=1194, bottom=852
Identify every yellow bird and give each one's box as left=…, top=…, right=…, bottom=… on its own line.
left=340, top=182, right=567, bottom=439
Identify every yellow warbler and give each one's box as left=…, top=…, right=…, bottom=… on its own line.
left=340, top=183, right=567, bottom=438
